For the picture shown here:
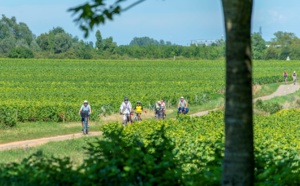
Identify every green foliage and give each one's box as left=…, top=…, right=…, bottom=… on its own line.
left=79, top=124, right=184, bottom=185
left=3, top=14, right=300, bottom=60
left=1, top=111, right=300, bottom=185
left=95, top=30, right=104, bottom=51
left=8, top=47, right=34, bottom=58
left=129, top=36, right=172, bottom=46
left=54, top=33, right=72, bottom=53
left=0, top=15, right=33, bottom=54
left=74, top=40, right=94, bottom=59
left=252, top=32, right=266, bottom=60
left=255, top=99, right=282, bottom=114
left=36, top=27, right=72, bottom=54
left=0, top=36, right=16, bottom=54
left=253, top=76, right=282, bottom=85
left=68, top=0, right=129, bottom=37
left=0, top=59, right=226, bottom=123
left=254, top=109, right=300, bottom=184
left=264, top=46, right=280, bottom=60
left=0, top=151, right=77, bottom=186
left=0, top=105, right=17, bottom=128
left=0, top=59, right=298, bottom=124
left=103, top=36, right=117, bottom=54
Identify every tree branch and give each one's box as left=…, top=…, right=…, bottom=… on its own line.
left=69, top=0, right=147, bottom=37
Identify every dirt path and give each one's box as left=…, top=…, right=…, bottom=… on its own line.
left=2, top=84, right=300, bottom=151
left=191, top=83, right=300, bottom=117
left=253, top=84, right=300, bottom=101
left=0, top=132, right=102, bottom=151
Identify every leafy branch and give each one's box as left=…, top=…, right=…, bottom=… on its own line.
left=68, top=0, right=146, bottom=37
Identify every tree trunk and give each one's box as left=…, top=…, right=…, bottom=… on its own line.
left=221, top=0, right=254, bottom=185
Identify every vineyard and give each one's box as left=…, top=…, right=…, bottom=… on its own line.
left=1, top=59, right=300, bottom=184
left=1, top=111, right=299, bottom=185
left=0, top=59, right=296, bottom=126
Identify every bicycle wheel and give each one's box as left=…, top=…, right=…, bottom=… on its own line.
left=123, top=115, right=128, bottom=126
left=84, top=117, right=88, bottom=134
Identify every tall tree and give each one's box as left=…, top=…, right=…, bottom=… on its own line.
left=0, top=15, right=34, bottom=55
left=95, top=30, right=104, bottom=50
left=271, top=31, right=296, bottom=46
left=221, top=0, right=254, bottom=185
left=252, top=32, right=266, bottom=60
left=103, top=37, right=117, bottom=53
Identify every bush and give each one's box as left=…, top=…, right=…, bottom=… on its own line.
left=1, top=112, right=300, bottom=185
left=8, top=47, right=34, bottom=58
left=0, top=105, right=17, bottom=128
left=255, top=99, right=282, bottom=114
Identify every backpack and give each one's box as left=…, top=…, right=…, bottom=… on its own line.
left=155, top=104, right=161, bottom=111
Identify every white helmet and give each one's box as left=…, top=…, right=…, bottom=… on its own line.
left=83, top=100, right=88, bottom=104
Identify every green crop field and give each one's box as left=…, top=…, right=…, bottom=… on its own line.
left=1, top=111, right=299, bottom=185
left=1, top=58, right=295, bottom=126
left=1, top=59, right=300, bottom=185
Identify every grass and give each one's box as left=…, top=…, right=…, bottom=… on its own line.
left=253, top=82, right=283, bottom=98
left=0, top=136, right=100, bottom=165
left=0, top=82, right=282, bottom=145
left=262, top=89, right=300, bottom=106
left=0, top=122, right=101, bottom=144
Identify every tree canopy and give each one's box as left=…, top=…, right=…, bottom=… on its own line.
left=1, top=14, right=300, bottom=60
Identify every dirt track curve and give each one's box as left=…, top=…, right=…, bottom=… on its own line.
left=0, top=132, right=102, bottom=151
left=191, top=83, right=300, bottom=117
left=1, top=84, right=300, bottom=151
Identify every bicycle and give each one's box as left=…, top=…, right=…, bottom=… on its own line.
left=134, top=113, right=141, bottom=122
left=155, top=110, right=165, bottom=120
left=121, top=112, right=132, bottom=126
left=178, top=107, right=189, bottom=115
left=284, top=76, right=287, bottom=84
left=80, top=110, right=89, bottom=134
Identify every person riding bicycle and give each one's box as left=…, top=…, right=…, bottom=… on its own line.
left=78, top=100, right=92, bottom=131
left=293, top=71, right=297, bottom=85
left=120, top=97, right=132, bottom=124
left=178, top=96, right=189, bottom=114
left=161, top=99, right=166, bottom=118
left=134, top=100, right=143, bottom=121
left=283, top=71, right=288, bottom=84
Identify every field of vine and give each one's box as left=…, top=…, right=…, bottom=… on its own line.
left=0, top=59, right=297, bottom=125
left=1, top=110, right=299, bottom=185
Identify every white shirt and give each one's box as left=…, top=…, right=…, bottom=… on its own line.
left=120, top=101, right=132, bottom=114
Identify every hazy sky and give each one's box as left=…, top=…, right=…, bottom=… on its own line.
left=1, top=0, right=300, bottom=45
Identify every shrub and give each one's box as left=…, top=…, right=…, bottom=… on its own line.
left=255, top=99, right=282, bottom=114
left=8, top=47, right=34, bottom=58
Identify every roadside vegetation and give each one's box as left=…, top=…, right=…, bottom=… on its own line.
left=1, top=112, right=300, bottom=185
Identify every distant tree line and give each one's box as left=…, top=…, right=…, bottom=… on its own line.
left=0, top=15, right=299, bottom=60
left=252, top=31, right=300, bottom=60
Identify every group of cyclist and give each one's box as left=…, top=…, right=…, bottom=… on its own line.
left=78, top=96, right=189, bottom=129
left=283, top=71, right=297, bottom=85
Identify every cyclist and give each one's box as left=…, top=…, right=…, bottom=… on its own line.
left=134, top=100, right=143, bottom=121
left=78, top=100, right=92, bottom=131
left=283, top=71, right=288, bottom=84
left=178, top=96, right=189, bottom=114
left=293, top=71, right=297, bottom=85
left=161, top=99, right=166, bottom=118
left=120, top=97, right=132, bottom=124
left=154, top=101, right=162, bottom=118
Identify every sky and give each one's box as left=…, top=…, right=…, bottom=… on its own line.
left=1, top=0, right=300, bottom=46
